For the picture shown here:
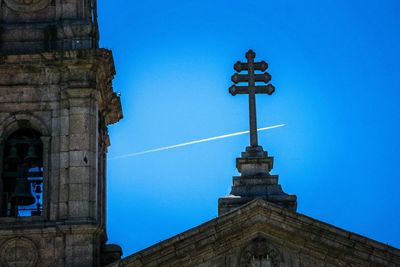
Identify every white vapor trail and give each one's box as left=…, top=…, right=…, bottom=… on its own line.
left=109, top=124, right=285, bottom=160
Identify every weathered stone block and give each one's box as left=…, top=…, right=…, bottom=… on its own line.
left=69, top=183, right=90, bottom=201
left=69, top=134, right=92, bottom=150
left=69, top=166, right=90, bottom=183
left=68, top=200, right=90, bottom=218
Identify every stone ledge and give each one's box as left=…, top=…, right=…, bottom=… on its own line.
left=232, top=174, right=278, bottom=185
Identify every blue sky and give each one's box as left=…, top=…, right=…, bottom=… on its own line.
left=98, top=0, right=400, bottom=256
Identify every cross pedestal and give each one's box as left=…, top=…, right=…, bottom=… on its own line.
left=218, top=149, right=297, bottom=215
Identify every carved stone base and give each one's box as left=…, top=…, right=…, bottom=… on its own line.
left=219, top=147, right=297, bottom=215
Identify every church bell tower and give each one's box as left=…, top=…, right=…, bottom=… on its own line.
left=0, top=1, right=122, bottom=266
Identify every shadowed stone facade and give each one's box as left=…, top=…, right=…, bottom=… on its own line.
left=1, top=1, right=399, bottom=267
left=1, top=0, right=98, bottom=55
left=0, top=49, right=122, bottom=266
left=0, top=0, right=122, bottom=266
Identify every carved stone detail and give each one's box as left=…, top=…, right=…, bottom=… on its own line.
left=240, top=237, right=282, bottom=267
left=3, top=0, right=51, bottom=13
left=0, top=237, right=38, bottom=267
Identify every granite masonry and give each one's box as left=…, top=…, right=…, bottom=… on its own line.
left=0, top=0, right=122, bottom=266
left=0, top=1, right=399, bottom=267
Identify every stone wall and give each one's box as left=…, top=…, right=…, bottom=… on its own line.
left=0, top=0, right=98, bottom=55
left=0, top=49, right=122, bottom=266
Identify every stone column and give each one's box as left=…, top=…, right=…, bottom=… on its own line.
left=65, top=88, right=98, bottom=220
left=0, top=137, right=4, bottom=213
left=41, top=136, right=51, bottom=219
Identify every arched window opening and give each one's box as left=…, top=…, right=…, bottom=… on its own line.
left=1, top=129, right=43, bottom=217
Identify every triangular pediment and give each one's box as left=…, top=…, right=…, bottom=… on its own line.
left=111, top=199, right=400, bottom=267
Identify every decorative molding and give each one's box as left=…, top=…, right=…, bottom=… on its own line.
left=0, top=237, right=38, bottom=267
left=4, top=0, right=51, bottom=12
left=240, top=237, right=283, bottom=267
left=0, top=112, right=50, bottom=139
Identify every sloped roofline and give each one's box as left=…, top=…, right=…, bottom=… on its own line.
left=116, top=199, right=400, bottom=266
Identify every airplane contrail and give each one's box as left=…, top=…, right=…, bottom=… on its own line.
left=109, top=124, right=285, bottom=160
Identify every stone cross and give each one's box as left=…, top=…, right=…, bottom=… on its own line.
left=229, top=50, right=275, bottom=148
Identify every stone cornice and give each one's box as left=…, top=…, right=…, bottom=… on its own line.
left=0, top=49, right=123, bottom=125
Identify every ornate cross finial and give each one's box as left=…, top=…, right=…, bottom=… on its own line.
left=219, top=51, right=297, bottom=215
left=229, top=50, right=275, bottom=150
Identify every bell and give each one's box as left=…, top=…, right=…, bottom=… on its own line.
left=10, top=177, right=35, bottom=206
left=6, top=145, right=19, bottom=163
left=35, top=184, right=42, bottom=194
left=24, top=144, right=38, bottom=163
